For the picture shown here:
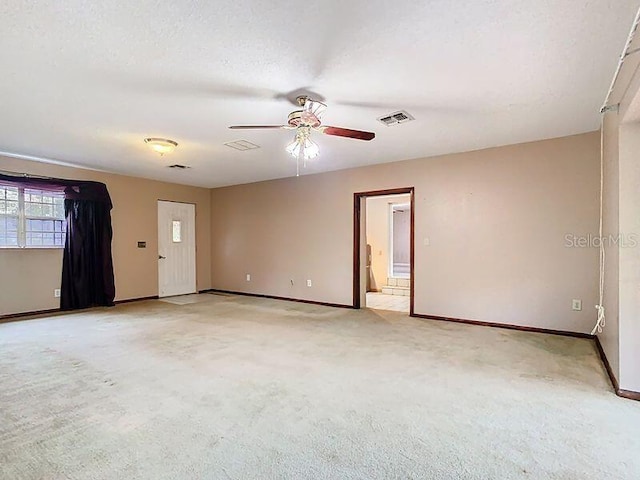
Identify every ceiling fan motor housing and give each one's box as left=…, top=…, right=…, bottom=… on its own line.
left=287, top=110, right=321, bottom=128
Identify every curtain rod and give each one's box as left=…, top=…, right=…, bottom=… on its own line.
left=0, top=168, right=65, bottom=181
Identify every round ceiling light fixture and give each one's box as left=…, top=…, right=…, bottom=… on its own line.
left=144, top=137, right=178, bottom=155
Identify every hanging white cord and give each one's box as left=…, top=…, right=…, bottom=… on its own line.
left=590, top=6, right=640, bottom=334
left=591, top=119, right=606, bottom=335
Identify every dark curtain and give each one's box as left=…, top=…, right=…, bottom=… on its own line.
left=61, top=184, right=115, bottom=309
left=0, top=173, right=115, bottom=310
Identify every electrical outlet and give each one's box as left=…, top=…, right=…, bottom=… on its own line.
left=54, top=289, right=61, bottom=298
left=306, top=279, right=312, bottom=287
left=246, top=274, right=251, bottom=282
left=572, top=299, right=582, bottom=311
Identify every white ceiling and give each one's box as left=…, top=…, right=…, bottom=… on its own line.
left=1, top=1, right=638, bottom=188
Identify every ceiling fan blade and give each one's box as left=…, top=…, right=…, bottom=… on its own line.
left=228, top=125, right=290, bottom=130
left=317, top=126, right=375, bottom=141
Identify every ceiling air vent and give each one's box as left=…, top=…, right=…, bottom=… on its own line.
left=377, top=110, right=415, bottom=126
left=168, top=164, right=190, bottom=169
left=224, top=140, right=260, bottom=151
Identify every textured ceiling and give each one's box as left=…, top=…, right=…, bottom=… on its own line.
left=1, top=0, right=639, bottom=187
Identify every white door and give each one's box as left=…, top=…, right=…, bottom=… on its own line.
left=158, top=200, right=197, bottom=297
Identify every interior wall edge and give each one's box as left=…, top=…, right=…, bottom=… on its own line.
left=595, top=336, right=640, bottom=402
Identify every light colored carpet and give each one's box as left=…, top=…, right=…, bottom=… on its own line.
left=0, top=295, right=639, bottom=479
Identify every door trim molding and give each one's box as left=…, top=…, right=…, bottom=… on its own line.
left=353, top=187, right=415, bottom=314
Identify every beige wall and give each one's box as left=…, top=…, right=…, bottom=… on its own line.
left=0, top=155, right=211, bottom=316
left=618, top=122, right=640, bottom=392
left=211, top=132, right=600, bottom=333
left=600, top=114, right=621, bottom=382
left=365, top=194, right=410, bottom=291
left=0, top=249, right=64, bottom=316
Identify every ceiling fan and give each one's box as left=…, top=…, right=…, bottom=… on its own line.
left=229, top=95, right=375, bottom=175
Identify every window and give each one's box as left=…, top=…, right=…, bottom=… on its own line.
left=0, top=186, right=66, bottom=248
left=172, top=220, right=182, bottom=243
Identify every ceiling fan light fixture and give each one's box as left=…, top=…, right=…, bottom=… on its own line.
left=286, top=136, right=319, bottom=160
left=144, top=137, right=178, bottom=155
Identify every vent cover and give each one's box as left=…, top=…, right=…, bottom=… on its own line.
left=168, top=164, right=190, bottom=169
left=224, top=140, right=260, bottom=151
left=377, top=110, right=415, bottom=126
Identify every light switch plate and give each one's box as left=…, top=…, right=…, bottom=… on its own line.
left=572, top=299, right=582, bottom=311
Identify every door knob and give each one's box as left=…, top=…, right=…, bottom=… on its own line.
left=158, top=255, right=166, bottom=259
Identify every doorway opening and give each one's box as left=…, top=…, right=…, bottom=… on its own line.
left=353, top=188, right=414, bottom=314
left=157, top=200, right=197, bottom=298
